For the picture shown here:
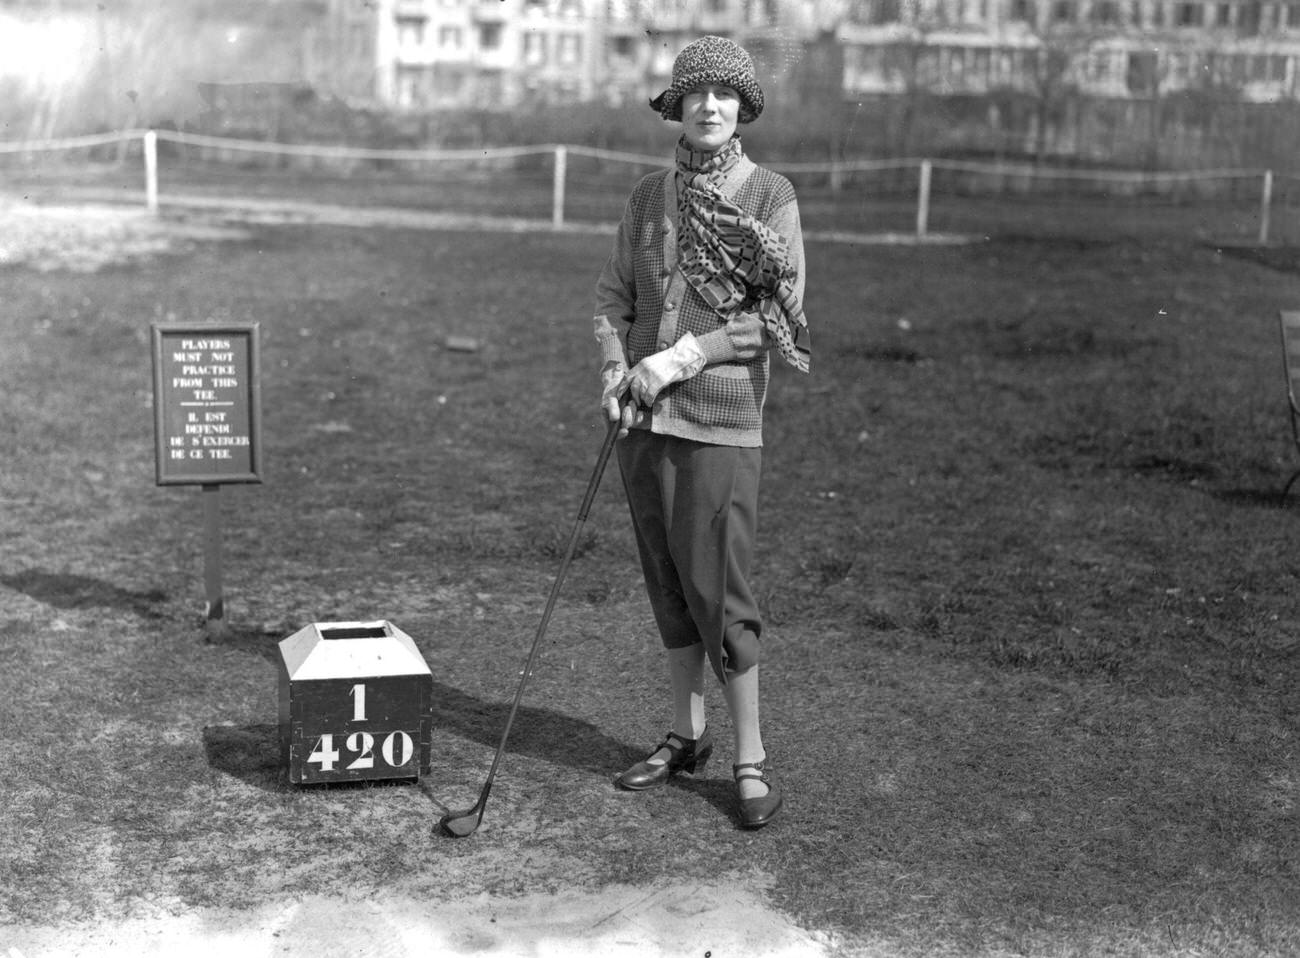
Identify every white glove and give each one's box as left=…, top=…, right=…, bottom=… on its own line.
left=625, top=333, right=707, bottom=409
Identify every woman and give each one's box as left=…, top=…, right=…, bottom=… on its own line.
left=592, top=35, right=810, bottom=829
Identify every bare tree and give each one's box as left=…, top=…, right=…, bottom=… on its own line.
left=1125, top=46, right=1168, bottom=168
left=871, top=0, right=949, bottom=156
left=1005, top=0, right=1114, bottom=167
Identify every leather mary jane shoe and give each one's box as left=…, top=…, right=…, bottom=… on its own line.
left=616, top=728, right=713, bottom=791
left=734, top=758, right=783, bottom=829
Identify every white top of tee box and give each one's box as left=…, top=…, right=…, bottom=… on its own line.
left=279, top=620, right=432, bottom=681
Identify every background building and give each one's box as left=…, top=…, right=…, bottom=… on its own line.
left=837, top=0, right=1300, bottom=103
left=364, top=0, right=1300, bottom=110
left=373, top=0, right=858, bottom=111
left=375, top=0, right=603, bottom=110
left=1, top=0, right=1298, bottom=164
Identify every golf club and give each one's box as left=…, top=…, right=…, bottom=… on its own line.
left=439, top=410, right=623, bottom=838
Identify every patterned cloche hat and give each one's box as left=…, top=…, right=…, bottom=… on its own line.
left=649, top=35, right=764, bottom=124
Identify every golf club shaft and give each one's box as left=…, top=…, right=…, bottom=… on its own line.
left=470, top=415, right=621, bottom=800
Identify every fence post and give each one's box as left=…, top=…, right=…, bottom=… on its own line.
left=916, top=159, right=932, bottom=239
left=144, top=130, right=158, bottom=215
left=552, top=145, right=567, bottom=230
left=1259, top=168, right=1273, bottom=246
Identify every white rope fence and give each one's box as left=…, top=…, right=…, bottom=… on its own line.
left=0, top=129, right=1290, bottom=244
left=0, top=130, right=136, bottom=153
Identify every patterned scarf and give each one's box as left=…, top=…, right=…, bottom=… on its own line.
left=674, top=135, right=810, bottom=373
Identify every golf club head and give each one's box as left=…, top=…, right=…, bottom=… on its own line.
left=439, top=807, right=483, bottom=838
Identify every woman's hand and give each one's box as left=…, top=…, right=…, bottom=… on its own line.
left=600, top=361, right=625, bottom=420
left=624, top=333, right=706, bottom=409
left=601, top=361, right=640, bottom=439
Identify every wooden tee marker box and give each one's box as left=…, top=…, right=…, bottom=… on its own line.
left=278, top=621, right=434, bottom=785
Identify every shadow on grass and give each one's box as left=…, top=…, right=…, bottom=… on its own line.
left=1212, top=242, right=1300, bottom=275
left=203, top=723, right=282, bottom=790
left=0, top=568, right=168, bottom=618
left=201, top=681, right=634, bottom=791
left=432, top=682, right=635, bottom=777
left=203, top=623, right=284, bottom=663
left=1210, top=487, right=1300, bottom=508
left=667, top=774, right=744, bottom=827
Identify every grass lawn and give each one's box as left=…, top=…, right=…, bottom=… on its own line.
left=1, top=201, right=1298, bottom=956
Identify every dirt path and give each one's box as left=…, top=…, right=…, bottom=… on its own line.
left=0, top=199, right=249, bottom=271
left=4, top=882, right=839, bottom=956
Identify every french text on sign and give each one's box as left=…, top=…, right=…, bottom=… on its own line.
left=152, top=322, right=262, bottom=486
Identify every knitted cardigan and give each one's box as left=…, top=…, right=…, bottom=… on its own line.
left=594, top=155, right=804, bottom=447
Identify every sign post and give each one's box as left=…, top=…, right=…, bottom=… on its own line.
left=151, top=323, right=262, bottom=629
left=202, top=483, right=225, bottom=621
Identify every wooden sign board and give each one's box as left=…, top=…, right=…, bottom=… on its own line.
left=151, top=323, right=262, bottom=486
left=278, top=621, right=435, bottom=785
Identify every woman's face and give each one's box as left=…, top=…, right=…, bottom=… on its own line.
left=680, top=83, right=740, bottom=153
